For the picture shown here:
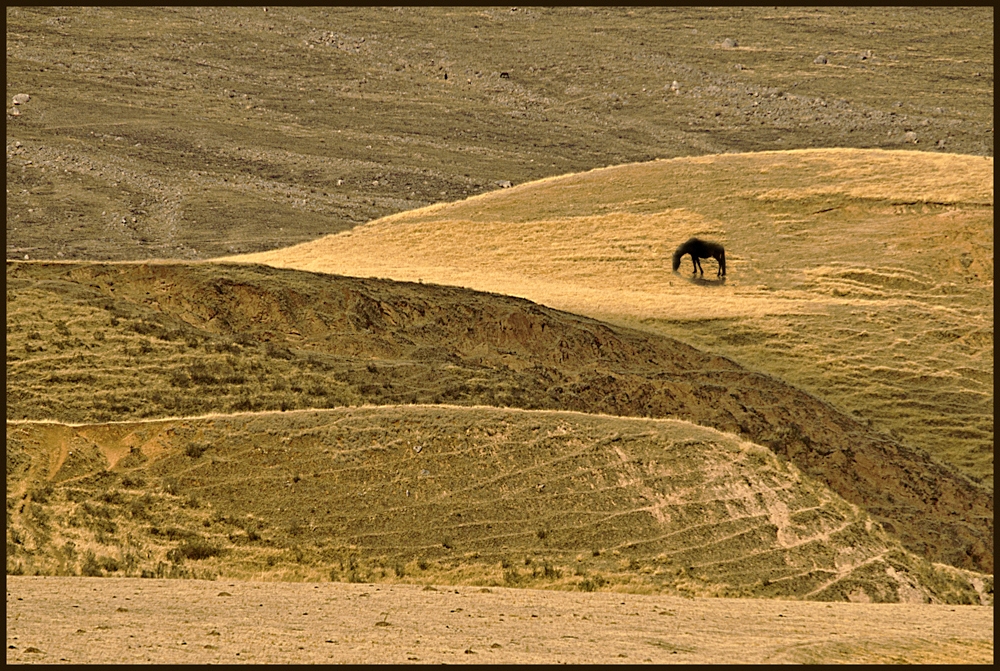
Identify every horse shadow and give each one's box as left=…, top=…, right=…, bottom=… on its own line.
left=683, top=273, right=727, bottom=287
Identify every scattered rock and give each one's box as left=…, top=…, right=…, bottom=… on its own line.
left=734, top=63, right=745, bottom=71
left=10, top=107, right=20, bottom=117
left=859, top=49, right=874, bottom=61
left=904, top=131, right=918, bottom=143
left=669, top=80, right=680, bottom=93
left=497, top=180, right=512, bottom=188
left=13, top=93, right=30, bottom=105
left=813, top=54, right=828, bottom=64
left=721, top=38, right=738, bottom=48
left=936, top=139, right=946, bottom=148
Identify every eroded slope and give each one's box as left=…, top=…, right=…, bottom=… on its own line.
left=6, top=261, right=992, bottom=573
left=6, top=406, right=990, bottom=604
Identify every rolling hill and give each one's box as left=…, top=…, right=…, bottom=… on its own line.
left=6, top=260, right=992, bottom=577
left=5, top=8, right=994, bottom=619
left=231, top=148, right=994, bottom=491
left=7, top=405, right=990, bottom=604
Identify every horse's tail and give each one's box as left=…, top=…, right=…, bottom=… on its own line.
left=671, top=246, right=684, bottom=272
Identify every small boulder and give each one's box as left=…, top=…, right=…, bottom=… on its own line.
left=721, top=38, right=738, bottom=48
left=13, top=93, right=30, bottom=105
left=497, top=180, right=513, bottom=188
left=813, top=54, right=828, bottom=64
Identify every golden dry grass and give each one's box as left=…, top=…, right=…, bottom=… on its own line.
left=231, top=148, right=993, bottom=485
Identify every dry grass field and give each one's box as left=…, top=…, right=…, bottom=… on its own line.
left=233, top=148, right=994, bottom=489
left=5, top=6, right=993, bottom=665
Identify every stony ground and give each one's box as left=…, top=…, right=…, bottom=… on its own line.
left=6, top=577, right=993, bottom=664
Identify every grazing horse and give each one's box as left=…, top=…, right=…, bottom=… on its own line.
left=672, top=237, right=726, bottom=277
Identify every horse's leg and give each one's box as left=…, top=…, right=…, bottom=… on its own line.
left=694, top=257, right=703, bottom=275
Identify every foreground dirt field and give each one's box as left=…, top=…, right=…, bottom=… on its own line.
left=6, top=576, right=992, bottom=664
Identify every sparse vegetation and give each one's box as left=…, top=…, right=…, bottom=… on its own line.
left=7, top=259, right=991, bottom=576
left=4, top=405, right=991, bottom=604
left=2, top=11, right=993, bottom=656
left=6, top=7, right=990, bottom=263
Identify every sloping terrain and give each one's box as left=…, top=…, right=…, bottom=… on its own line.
left=233, top=149, right=994, bottom=490
left=6, top=406, right=989, bottom=605
left=7, top=7, right=993, bottom=261
left=6, top=261, right=992, bottom=575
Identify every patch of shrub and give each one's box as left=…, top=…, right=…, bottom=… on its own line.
left=120, top=473, right=146, bottom=489
left=101, top=490, right=126, bottom=505
left=30, top=484, right=54, bottom=504
left=168, top=539, right=225, bottom=562
left=578, top=572, right=607, bottom=592
left=185, top=442, right=209, bottom=458
left=81, top=551, right=116, bottom=577
left=265, top=342, right=294, bottom=360
left=503, top=568, right=523, bottom=586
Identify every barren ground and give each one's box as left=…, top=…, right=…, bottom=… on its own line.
left=6, top=576, right=993, bottom=664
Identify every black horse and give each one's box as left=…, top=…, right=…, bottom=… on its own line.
left=672, top=237, right=726, bottom=277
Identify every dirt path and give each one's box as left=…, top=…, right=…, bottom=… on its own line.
left=7, top=577, right=992, bottom=664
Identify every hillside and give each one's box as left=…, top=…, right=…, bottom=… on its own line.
left=7, top=7, right=993, bottom=262
left=7, top=405, right=990, bottom=605
left=232, top=149, right=994, bottom=490
left=6, top=261, right=992, bottom=576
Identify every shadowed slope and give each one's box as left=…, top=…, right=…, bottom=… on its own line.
left=6, top=261, right=992, bottom=573
left=6, top=406, right=990, bottom=604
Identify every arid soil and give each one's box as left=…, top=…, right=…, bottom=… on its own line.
left=6, top=7, right=992, bottom=262
left=6, top=576, right=993, bottom=664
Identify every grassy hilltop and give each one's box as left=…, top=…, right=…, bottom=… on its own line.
left=234, top=149, right=994, bottom=488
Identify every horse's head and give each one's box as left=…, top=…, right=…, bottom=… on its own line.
left=671, top=248, right=683, bottom=272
